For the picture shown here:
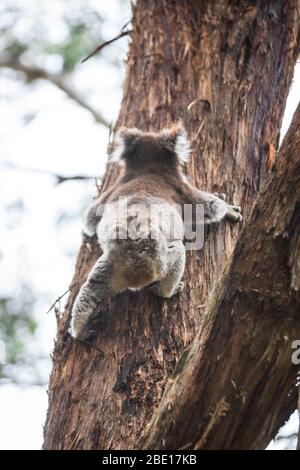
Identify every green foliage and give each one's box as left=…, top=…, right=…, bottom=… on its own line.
left=4, top=39, right=27, bottom=60
left=0, top=293, right=37, bottom=380
left=0, top=0, right=106, bottom=73
left=45, top=22, right=99, bottom=72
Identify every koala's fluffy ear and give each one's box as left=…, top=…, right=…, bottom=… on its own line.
left=110, top=127, right=142, bottom=163
left=161, top=123, right=191, bottom=164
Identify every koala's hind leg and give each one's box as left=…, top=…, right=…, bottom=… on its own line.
left=149, top=241, right=186, bottom=298
left=83, top=186, right=115, bottom=237
left=69, top=255, right=118, bottom=340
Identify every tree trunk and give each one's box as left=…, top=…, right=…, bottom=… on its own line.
left=140, top=101, right=300, bottom=450
left=43, top=0, right=300, bottom=450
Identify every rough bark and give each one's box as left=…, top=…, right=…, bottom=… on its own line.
left=43, top=0, right=300, bottom=450
left=140, top=101, right=300, bottom=450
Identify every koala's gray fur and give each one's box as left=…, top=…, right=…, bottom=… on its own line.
left=70, top=125, right=242, bottom=340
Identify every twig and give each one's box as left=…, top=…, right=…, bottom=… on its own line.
left=3, top=161, right=98, bottom=185
left=121, top=20, right=131, bottom=32
left=55, top=175, right=95, bottom=185
left=0, top=58, right=109, bottom=126
left=81, top=30, right=132, bottom=63
left=47, top=288, right=71, bottom=314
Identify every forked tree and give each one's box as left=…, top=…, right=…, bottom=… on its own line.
left=43, top=0, right=300, bottom=450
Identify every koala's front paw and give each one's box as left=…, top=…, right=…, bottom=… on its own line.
left=69, top=308, right=99, bottom=341
left=69, top=322, right=98, bottom=341
left=226, top=205, right=242, bottom=222
left=214, top=192, right=226, bottom=201
left=69, top=325, right=80, bottom=340
left=68, top=319, right=87, bottom=341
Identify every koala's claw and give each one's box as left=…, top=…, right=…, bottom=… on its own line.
left=214, top=193, right=242, bottom=221
left=226, top=205, right=243, bottom=222
left=69, top=325, right=98, bottom=342
left=68, top=325, right=82, bottom=340
left=214, top=192, right=226, bottom=201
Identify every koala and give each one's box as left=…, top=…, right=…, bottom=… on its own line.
left=69, top=125, right=242, bottom=340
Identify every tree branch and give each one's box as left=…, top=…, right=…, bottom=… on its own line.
left=0, top=58, right=109, bottom=127
left=81, top=29, right=132, bottom=63
left=2, top=161, right=99, bottom=185
left=140, top=102, right=300, bottom=450
left=46, top=287, right=72, bottom=314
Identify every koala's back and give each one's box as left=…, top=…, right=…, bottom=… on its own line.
left=107, top=172, right=184, bottom=206
left=97, top=192, right=184, bottom=290
left=83, top=126, right=190, bottom=292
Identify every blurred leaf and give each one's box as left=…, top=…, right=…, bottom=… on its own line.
left=0, top=293, right=37, bottom=381
left=45, top=22, right=97, bottom=72
left=1, top=2, right=106, bottom=74
left=22, top=112, right=37, bottom=126
left=4, top=39, right=27, bottom=60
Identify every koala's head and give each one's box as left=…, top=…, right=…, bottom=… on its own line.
left=111, top=124, right=191, bottom=171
